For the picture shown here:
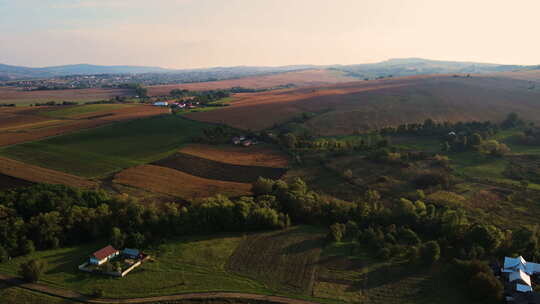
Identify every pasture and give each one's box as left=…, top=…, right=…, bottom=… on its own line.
left=0, top=115, right=207, bottom=178
left=147, top=69, right=355, bottom=95
left=0, top=282, right=76, bottom=304
left=0, top=86, right=132, bottom=106
left=114, top=165, right=252, bottom=199
left=186, top=75, right=540, bottom=135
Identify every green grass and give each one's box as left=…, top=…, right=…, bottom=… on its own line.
left=0, top=283, right=76, bottom=304
left=0, top=115, right=208, bottom=178
left=42, top=104, right=133, bottom=118
left=0, top=235, right=271, bottom=299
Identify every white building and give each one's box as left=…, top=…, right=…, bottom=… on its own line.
left=502, top=256, right=540, bottom=293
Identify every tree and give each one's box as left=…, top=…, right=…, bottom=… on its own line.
left=19, top=259, right=47, bottom=282
left=470, top=133, right=483, bottom=146
left=251, top=177, right=275, bottom=196
left=420, top=241, right=440, bottom=265
left=0, top=245, right=8, bottom=263
left=328, top=223, right=346, bottom=243
left=468, top=272, right=503, bottom=302
left=343, top=169, right=353, bottom=180
left=110, top=227, right=125, bottom=249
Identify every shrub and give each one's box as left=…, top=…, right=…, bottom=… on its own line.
left=328, top=223, right=346, bottom=243
left=420, top=241, right=441, bottom=265
left=468, top=272, right=503, bottom=302
left=413, top=172, right=450, bottom=189
left=19, top=259, right=47, bottom=282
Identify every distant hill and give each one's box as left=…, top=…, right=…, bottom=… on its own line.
left=0, top=58, right=537, bottom=80
left=332, top=58, right=530, bottom=79
left=0, top=63, right=171, bottom=79
left=0, top=63, right=319, bottom=80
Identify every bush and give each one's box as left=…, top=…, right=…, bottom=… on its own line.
left=420, top=241, right=441, bottom=265
left=328, top=223, right=346, bottom=243
left=19, top=259, right=47, bottom=282
left=252, top=177, right=276, bottom=196
left=468, top=272, right=503, bottom=302
left=413, top=172, right=450, bottom=189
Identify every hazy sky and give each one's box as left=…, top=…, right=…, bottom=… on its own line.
left=1, top=0, right=539, bottom=68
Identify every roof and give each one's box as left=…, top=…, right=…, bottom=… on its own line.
left=517, top=284, right=533, bottom=293
left=503, top=256, right=527, bottom=273
left=123, top=248, right=140, bottom=256
left=92, top=245, right=118, bottom=260
left=509, top=270, right=532, bottom=286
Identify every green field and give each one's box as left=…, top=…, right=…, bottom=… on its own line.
left=0, top=282, right=76, bottom=304
left=42, top=104, right=133, bottom=118
left=0, top=115, right=208, bottom=178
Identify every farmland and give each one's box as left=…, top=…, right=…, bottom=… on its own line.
left=186, top=74, right=540, bottom=135
left=0, top=105, right=169, bottom=147
left=114, top=165, right=252, bottom=199
left=0, top=115, right=207, bottom=178
left=147, top=69, right=356, bottom=95
left=153, top=153, right=286, bottom=183
left=0, top=157, right=97, bottom=188
left=180, top=144, right=289, bottom=168
left=0, top=86, right=132, bottom=106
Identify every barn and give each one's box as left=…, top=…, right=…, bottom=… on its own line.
left=89, top=245, right=119, bottom=265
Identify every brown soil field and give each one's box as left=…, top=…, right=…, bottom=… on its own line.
left=179, top=144, right=289, bottom=168
left=153, top=153, right=286, bottom=183
left=227, top=227, right=324, bottom=295
left=0, top=86, right=132, bottom=105
left=113, top=164, right=252, bottom=199
left=0, top=105, right=168, bottom=146
left=0, top=157, right=97, bottom=188
left=490, top=69, right=540, bottom=82
left=185, top=74, right=540, bottom=135
left=147, top=69, right=356, bottom=95
left=0, top=173, right=34, bottom=191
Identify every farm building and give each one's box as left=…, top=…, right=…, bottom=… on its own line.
left=153, top=101, right=169, bottom=107
left=122, top=248, right=141, bottom=259
left=89, top=245, right=119, bottom=265
left=502, top=256, right=540, bottom=293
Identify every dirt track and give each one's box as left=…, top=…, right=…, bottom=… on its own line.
left=0, top=273, right=321, bottom=304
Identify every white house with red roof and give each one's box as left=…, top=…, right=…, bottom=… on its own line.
left=89, top=245, right=119, bottom=266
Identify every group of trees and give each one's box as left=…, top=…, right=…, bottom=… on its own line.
left=32, top=101, right=78, bottom=107
left=0, top=184, right=291, bottom=261
left=170, top=89, right=230, bottom=104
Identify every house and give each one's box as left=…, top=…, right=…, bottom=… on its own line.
left=502, top=256, right=540, bottom=293
left=89, top=245, right=119, bottom=265
left=153, top=101, right=169, bottom=107
left=122, top=248, right=141, bottom=259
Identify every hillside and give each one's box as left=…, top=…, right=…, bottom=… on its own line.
left=186, top=73, right=540, bottom=135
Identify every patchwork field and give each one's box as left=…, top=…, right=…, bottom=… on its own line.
left=153, top=153, right=286, bottom=183
left=0, top=115, right=207, bottom=178
left=0, top=86, right=132, bottom=105
left=114, top=165, right=252, bottom=199
left=0, top=105, right=169, bottom=147
left=186, top=75, right=540, bottom=135
left=147, top=69, right=356, bottom=95
left=180, top=144, right=289, bottom=168
left=0, top=157, right=97, bottom=189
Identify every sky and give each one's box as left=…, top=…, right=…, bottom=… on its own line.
left=1, top=0, right=539, bottom=69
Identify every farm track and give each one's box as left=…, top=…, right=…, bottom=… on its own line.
left=0, top=273, right=322, bottom=304
left=153, top=153, right=286, bottom=183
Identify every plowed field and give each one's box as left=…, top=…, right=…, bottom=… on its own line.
left=179, top=144, right=289, bottom=168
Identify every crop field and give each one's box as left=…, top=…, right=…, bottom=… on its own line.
left=147, top=69, right=356, bottom=95
left=180, top=144, right=289, bottom=168
left=113, top=165, right=252, bottom=199
left=0, top=157, right=97, bottom=189
left=153, top=153, right=287, bottom=183
left=0, top=105, right=169, bottom=147
left=227, top=226, right=325, bottom=295
left=0, top=115, right=207, bottom=178
left=186, top=75, right=540, bottom=135
left=41, top=103, right=134, bottom=118
left=0, top=235, right=272, bottom=299
left=0, top=86, right=132, bottom=106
